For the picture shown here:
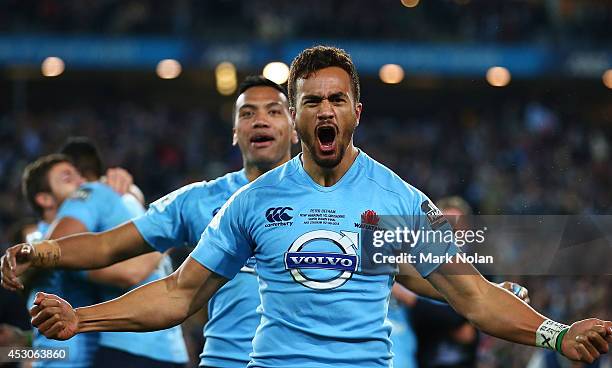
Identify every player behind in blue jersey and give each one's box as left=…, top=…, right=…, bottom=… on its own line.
left=1, top=76, right=299, bottom=367
left=18, top=154, right=187, bottom=368
left=15, top=48, right=612, bottom=365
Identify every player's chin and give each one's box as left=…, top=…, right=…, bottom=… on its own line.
left=313, top=151, right=342, bottom=168
left=249, top=151, right=283, bottom=167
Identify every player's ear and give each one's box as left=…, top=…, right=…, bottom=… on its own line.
left=35, top=193, right=55, bottom=211
left=291, top=126, right=299, bottom=144
left=355, top=102, right=363, bottom=127
left=232, top=127, right=238, bottom=146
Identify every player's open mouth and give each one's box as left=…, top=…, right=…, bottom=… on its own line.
left=250, top=133, right=275, bottom=148
left=316, top=125, right=337, bottom=154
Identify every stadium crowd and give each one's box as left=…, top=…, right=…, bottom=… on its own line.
left=1, top=0, right=611, bottom=44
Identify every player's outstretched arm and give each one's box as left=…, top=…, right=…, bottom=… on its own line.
left=396, top=264, right=529, bottom=302
left=425, top=261, right=612, bottom=363
left=30, top=256, right=226, bottom=340
left=1, top=221, right=153, bottom=291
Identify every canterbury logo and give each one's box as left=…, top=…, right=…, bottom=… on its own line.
left=266, top=207, right=293, bottom=222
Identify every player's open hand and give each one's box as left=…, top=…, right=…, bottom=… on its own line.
left=497, top=281, right=530, bottom=303
left=561, top=319, right=612, bottom=363
left=104, top=167, right=133, bottom=195
left=30, top=292, right=78, bottom=341
left=0, top=243, right=34, bottom=291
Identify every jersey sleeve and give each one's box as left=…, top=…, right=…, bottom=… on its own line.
left=55, top=190, right=100, bottom=281
left=408, top=189, right=459, bottom=277
left=132, top=184, right=195, bottom=252
left=55, top=195, right=98, bottom=232
left=189, top=188, right=254, bottom=280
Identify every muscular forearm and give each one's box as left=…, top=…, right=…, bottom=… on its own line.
left=52, top=222, right=151, bottom=269
left=77, top=275, right=188, bottom=333
left=428, top=264, right=545, bottom=346
left=54, top=233, right=115, bottom=269
left=76, top=258, right=225, bottom=334
left=461, top=281, right=544, bottom=346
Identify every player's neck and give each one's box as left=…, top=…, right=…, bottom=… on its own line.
left=302, top=144, right=359, bottom=187
left=243, top=154, right=292, bottom=182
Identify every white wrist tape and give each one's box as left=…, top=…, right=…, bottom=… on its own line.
left=536, top=319, right=569, bottom=351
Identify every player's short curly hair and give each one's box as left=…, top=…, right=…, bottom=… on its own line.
left=287, top=45, right=360, bottom=108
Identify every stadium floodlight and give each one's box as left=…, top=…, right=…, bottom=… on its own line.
left=379, top=64, right=405, bottom=84
left=156, top=59, right=182, bottom=79
left=603, top=69, right=612, bottom=89
left=216, top=62, right=237, bottom=95
left=401, top=0, right=419, bottom=8
left=486, top=66, right=511, bottom=87
left=263, top=62, right=290, bottom=85
left=41, top=57, right=65, bottom=77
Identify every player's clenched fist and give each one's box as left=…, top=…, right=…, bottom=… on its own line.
left=561, top=319, right=612, bottom=363
left=0, top=243, right=34, bottom=291
left=30, top=292, right=78, bottom=341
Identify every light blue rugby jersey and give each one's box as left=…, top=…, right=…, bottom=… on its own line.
left=54, top=182, right=188, bottom=364
left=132, top=169, right=261, bottom=367
left=191, top=151, right=459, bottom=368
left=387, top=295, right=417, bottom=368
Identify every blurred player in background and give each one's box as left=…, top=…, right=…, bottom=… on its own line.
left=24, top=46, right=611, bottom=367
left=59, top=137, right=145, bottom=215
left=19, top=152, right=187, bottom=368
left=19, top=154, right=94, bottom=368
left=55, top=138, right=188, bottom=368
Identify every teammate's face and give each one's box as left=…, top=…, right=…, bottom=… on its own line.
left=47, top=162, right=84, bottom=204
left=233, top=86, right=297, bottom=168
left=291, top=67, right=362, bottom=168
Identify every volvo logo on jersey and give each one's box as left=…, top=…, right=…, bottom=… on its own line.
left=285, top=253, right=357, bottom=272
left=284, top=230, right=359, bottom=290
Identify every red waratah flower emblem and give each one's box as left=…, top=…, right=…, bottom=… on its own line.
left=361, top=210, right=379, bottom=225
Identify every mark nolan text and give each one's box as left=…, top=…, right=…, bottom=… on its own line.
left=372, top=252, right=494, bottom=265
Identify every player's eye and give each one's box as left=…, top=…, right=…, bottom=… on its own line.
left=330, top=96, right=347, bottom=105
left=303, top=99, right=319, bottom=107
left=239, top=111, right=254, bottom=118
left=268, top=109, right=282, bottom=116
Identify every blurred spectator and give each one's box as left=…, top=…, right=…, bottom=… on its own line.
left=1, top=0, right=611, bottom=44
